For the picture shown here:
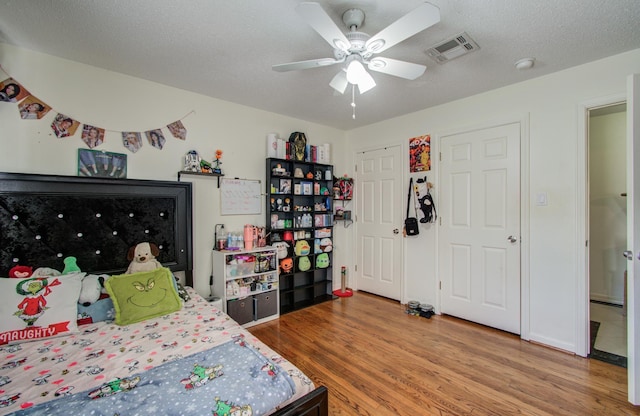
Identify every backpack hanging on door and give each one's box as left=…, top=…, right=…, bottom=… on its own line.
left=404, top=177, right=420, bottom=236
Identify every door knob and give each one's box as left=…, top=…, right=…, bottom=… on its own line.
left=393, top=228, right=400, bottom=234
left=623, top=250, right=634, bottom=260
left=507, top=235, right=517, bottom=243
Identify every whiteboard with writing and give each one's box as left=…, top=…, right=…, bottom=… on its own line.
left=220, top=178, right=262, bottom=215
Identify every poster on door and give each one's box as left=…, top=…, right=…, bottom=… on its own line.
left=409, top=134, right=431, bottom=172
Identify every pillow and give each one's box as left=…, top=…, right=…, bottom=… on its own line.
left=77, top=295, right=115, bottom=325
left=105, top=267, right=182, bottom=325
left=0, top=272, right=84, bottom=345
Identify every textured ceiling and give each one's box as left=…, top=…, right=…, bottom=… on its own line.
left=0, top=0, right=639, bottom=130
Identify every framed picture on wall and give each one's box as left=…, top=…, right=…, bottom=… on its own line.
left=78, top=149, right=127, bottom=178
left=409, top=134, right=431, bottom=172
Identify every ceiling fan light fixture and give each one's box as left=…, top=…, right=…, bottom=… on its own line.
left=346, top=59, right=367, bottom=84
left=357, top=76, right=376, bottom=94
left=330, top=71, right=348, bottom=94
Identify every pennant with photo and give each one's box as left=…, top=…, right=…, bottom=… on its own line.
left=0, top=77, right=30, bottom=103
left=81, top=124, right=105, bottom=148
left=51, top=113, right=80, bottom=138
left=145, top=129, right=166, bottom=150
left=122, top=132, right=143, bottom=153
left=18, top=96, right=51, bottom=120
left=167, top=120, right=187, bottom=140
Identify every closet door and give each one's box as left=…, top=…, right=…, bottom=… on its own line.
left=439, top=122, right=521, bottom=334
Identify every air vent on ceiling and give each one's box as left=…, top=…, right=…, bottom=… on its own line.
left=426, top=32, right=479, bottom=64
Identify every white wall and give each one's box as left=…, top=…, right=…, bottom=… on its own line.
left=0, top=43, right=347, bottom=297
left=589, top=109, right=627, bottom=304
left=3, top=40, right=640, bottom=354
left=346, top=49, right=640, bottom=353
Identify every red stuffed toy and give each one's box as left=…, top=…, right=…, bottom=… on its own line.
left=9, top=265, right=33, bottom=279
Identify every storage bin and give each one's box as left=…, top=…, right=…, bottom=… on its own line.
left=255, top=291, right=278, bottom=320
left=227, top=298, right=253, bottom=325
left=238, top=261, right=256, bottom=275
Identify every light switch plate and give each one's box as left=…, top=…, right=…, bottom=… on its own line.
left=536, top=192, right=548, bottom=206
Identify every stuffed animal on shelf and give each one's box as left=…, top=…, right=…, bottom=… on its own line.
left=298, top=256, right=311, bottom=271
left=272, top=241, right=291, bottom=259
left=316, top=253, right=330, bottom=269
left=126, top=242, right=162, bottom=274
left=9, top=265, right=33, bottom=278
left=294, top=240, right=311, bottom=256
left=279, top=258, right=293, bottom=274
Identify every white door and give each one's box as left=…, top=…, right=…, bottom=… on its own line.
left=355, top=145, right=403, bottom=300
left=439, top=123, right=521, bottom=334
left=625, top=73, right=639, bottom=405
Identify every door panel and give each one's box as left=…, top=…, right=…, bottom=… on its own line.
left=440, top=123, right=521, bottom=334
left=356, top=146, right=403, bottom=300
left=626, top=73, right=639, bottom=405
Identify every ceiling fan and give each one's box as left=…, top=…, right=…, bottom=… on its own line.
left=272, top=2, right=441, bottom=95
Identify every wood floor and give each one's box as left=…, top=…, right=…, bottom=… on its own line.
left=249, top=291, right=638, bottom=416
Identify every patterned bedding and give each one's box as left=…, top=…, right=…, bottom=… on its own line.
left=0, top=288, right=314, bottom=415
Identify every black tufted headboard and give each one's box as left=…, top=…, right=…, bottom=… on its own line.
left=0, top=172, right=193, bottom=285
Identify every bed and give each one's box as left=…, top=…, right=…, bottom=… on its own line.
left=0, top=172, right=328, bottom=416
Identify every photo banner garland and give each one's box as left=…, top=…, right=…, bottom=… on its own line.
left=0, top=70, right=192, bottom=153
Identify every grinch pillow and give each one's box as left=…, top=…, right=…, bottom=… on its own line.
left=0, top=272, right=84, bottom=345
left=105, top=267, right=182, bottom=326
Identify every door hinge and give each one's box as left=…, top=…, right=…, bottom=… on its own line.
left=439, top=152, right=442, bottom=161
left=354, top=265, right=357, bottom=272
left=439, top=281, right=442, bottom=290
left=586, top=240, right=588, bottom=247
left=439, top=217, right=442, bottom=226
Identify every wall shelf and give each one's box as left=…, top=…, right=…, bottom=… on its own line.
left=178, top=171, right=224, bottom=187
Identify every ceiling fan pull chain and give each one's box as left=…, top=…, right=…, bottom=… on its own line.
left=351, top=85, right=356, bottom=119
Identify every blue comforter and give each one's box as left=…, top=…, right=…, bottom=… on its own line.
left=11, top=339, right=295, bottom=415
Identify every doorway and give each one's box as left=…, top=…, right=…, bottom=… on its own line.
left=588, top=102, right=628, bottom=366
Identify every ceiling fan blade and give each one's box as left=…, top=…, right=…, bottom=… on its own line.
left=272, top=57, right=343, bottom=72
left=365, top=3, right=440, bottom=54
left=330, top=71, right=348, bottom=94
left=296, top=2, right=351, bottom=52
left=367, top=57, right=426, bottom=80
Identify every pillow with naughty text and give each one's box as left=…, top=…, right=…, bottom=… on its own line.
left=0, top=272, right=84, bottom=345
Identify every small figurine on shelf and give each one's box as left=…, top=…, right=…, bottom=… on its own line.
left=200, top=158, right=213, bottom=174
left=184, top=150, right=201, bottom=172
left=213, top=149, right=223, bottom=174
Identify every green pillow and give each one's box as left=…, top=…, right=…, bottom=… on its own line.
left=105, top=267, right=182, bottom=325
